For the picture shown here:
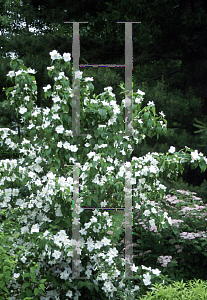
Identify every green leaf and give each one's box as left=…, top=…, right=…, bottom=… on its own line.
left=98, top=138, right=104, bottom=145
left=54, top=157, right=60, bottom=164
left=26, top=289, right=33, bottom=297
left=64, top=216, right=71, bottom=224
left=98, top=108, right=107, bottom=118
left=147, top=119, right=153, bottom=128
left=85, top=280, right=94, bottom=291
left=144, top=112, right=149, bottom=119
left=46, top=148, right=51, bottom=156
left=151, top=106, right=156, bottom=116
left=30, top=267, right=36, bottom=274
left=5, top=86, right=14, bottom=97
left=94, top=284, right=99, bottom=292
left=34, top=288, right=44, bottom=296
left=55, top=217, right=62, bottom=224
left=100, top=131, right=108, bottom=139
left=23, top=282, right=30, bottom=289
left=66, top=281, right=73, bottom=288
left=87, top=82, right=94, bottom=94
left=19, top=292, right=26, bottom=298
left=77, top=281, right=86, bottom=289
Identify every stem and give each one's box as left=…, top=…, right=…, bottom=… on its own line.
left=152, top=142, right=158, bottom=152
left=62, top=158, right=66, bottom=177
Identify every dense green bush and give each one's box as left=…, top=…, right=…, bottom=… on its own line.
left=0, top=208, right=21, bottom=299
left=138, top=278, right=207, bottom=300
left=128, top=188, right=207, bottom=298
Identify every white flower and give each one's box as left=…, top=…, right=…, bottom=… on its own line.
left=47, top=172, right=56, bottom=180
left=135, top=98, right=142, bottom=104
left=152, top=268, right=161, bottom=276
left=56, top=206, right=63, bottom=217
left=24, top=96, right=30, bottom=101
left=101, top=200, right=107, bottom=207
left=63, top=52, right=71, bottom=62
left=137, top=89, right=145, bottom=95
left=12, top=188, right=19, bottom=196
left=20, top=256, right=27, bottom=263
left=135, top=203, right=141, bottom=209
left=143, top=209, right=150, bottom=217
left=142, top=265, right=152, bottom=272
left=70, top=145, right=78, bottom=152
left=101, top=237, right=111, bottom=246
left=147, top=101, right=155, bottom=106
left=43, top=84, right=51, bottom=92
left=143, top=272, right=151, bottom=286
left=47, top=66, right=55, bottom=71
left=13, top=273, right=20, bottom=279
left=57, top=141, right=63, bottom=148
left=104, top=86, right=113, bottom=92
left=85, top=268, right=92, bottom=278
left=168, top=146, right=176, bottom=153
left=87, top=151, right=96, bottom=159
left=131, top=264, right=138, bottom=272
left=122, top=99, right=131, bottom=107
left=7, top=70, right=15, bottom=78
left=149, top=219, right=155, bottom=227
left=151, top=207, right=157, bottom=214
left=52, top=250, right=62, bottom=259
left=167, top=217, right=172, bottom=225
left=84, top=77, right=94, bottom=82
left=75, top=71, right=83, bottom=79
left=31, top=224, right=39, bottom=234
left=149, top=165, right=158, bottom=174
left=63, top=142, right=70, bottom=149
left=27, top=68, right=35, bottom=74
left=159, top=111, right=166, bottom=118
left=55, top=125, right=64, bottom=134
left=19, top=107, right=27, bottom=114
left=72, top=217, right=80, bottom=225
left=43, top=107, right=50, bottom=115
left=15, top=69, right=23, bottom=76
left=52, top=96, right=61, bottom=103
left=163, top=212, right=168, bottom=218
left=60, top=270, right=69, bottom=280
left=191, top=150, right=200, bottom=161
left=86, top=238, right=95, bottom=252
left=50, top=50, right=61, bottom=60
left=9, top=52, right=17, bottom=59
left=21, top=226, right=29, bottom=234
left=66, top=290, right=73, bottom=298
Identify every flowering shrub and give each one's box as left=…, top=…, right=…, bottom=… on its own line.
left=0, top=50, right=206, bottom=299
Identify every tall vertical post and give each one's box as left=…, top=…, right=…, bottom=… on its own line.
left=64, top=21, right=141, bottom=280
left=71, top=22, right=88, bottom=137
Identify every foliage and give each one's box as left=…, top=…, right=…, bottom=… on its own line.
left=130, top=79, right=207, bottom=187
left=1, top=50, right=207, bottom=299
left=0, top=51, right=170, bottom=299
left=138, top=278, right=207, bottom=300
left=131, top=188, right=207, bottom=297
left=0, top=208, right=22, bottom=298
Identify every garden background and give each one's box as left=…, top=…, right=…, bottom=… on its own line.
left=1, top=0, right=207, bottom=298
